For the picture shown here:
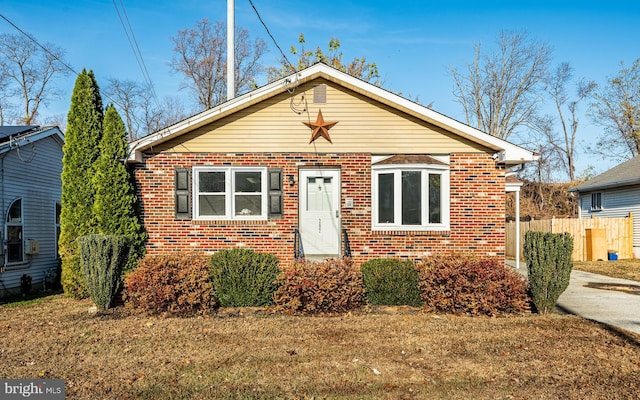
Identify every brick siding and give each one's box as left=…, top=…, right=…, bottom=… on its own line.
left=133, top=152, right=506, bottom=265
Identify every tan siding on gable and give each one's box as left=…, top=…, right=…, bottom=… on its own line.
left=153, top=79, right=489, bottom=155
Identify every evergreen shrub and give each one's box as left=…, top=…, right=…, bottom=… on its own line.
left=79, top=234, right=131, bottom=310
left=93, top=104, right=146, bottom=272
left=524, top=231, right=573, bottom=314
left=210, top=248, right=280, bottom=307
left=60, top=69, right=104, bottom=299
left=360, top=258, right=422, bottom=306
left=273, top=258, right=365, bottom=314
left=124, top=252, right=216, bottom=315
left=416, top=254, right=529, bottom=316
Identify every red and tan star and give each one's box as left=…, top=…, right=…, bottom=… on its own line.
left=304, top=109, right=338, bottom=144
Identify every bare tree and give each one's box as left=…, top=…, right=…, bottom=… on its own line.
left=535, top=63, right=596, bottom=181
left=104, top=78, right=145, bottom=141
left=169, top=18, right=266, bottom=110
left=450, top=31, right=552, bottom=140
left=266, top=34, right=381, bottom=85
left=0, top=68, right=18, bottom=125
left=589, top=58, right=640, bottom=161
left=0, top=33, right=69, bottom=125
left=105, top=78, right=187, bottom=139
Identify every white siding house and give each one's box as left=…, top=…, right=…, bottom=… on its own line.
left=0, top=126, right=63, bottom=297
left=569, top=156, right=640, bottom=258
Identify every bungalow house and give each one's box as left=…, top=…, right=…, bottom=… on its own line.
left=0, top=126, right=64, bottom=297
left=127, top=63, right=536, bottom=264
left=569, top=156, right=640, bottom=258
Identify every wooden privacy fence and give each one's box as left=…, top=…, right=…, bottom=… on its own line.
left=506, top=213, right=633, bottom=261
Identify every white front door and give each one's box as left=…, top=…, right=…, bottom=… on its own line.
left=299, top=169, right=341, bottom=258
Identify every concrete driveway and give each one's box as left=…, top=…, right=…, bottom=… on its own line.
left=508, top=261, right=640, bottom=334
left=556, top=270, right=640, bottom=334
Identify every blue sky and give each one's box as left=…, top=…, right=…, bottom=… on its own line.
left=1, top=0, right=639, bottom=176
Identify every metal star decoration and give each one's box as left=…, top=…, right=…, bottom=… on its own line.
left=304, top=109, right=337, bottom=144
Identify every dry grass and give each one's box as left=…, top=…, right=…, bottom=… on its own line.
left=1, top=296, right=640, bottom=399
left=574, top=259, right=640, bottom=282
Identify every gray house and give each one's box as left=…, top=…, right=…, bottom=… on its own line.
left=569, top=156, right=640, bottom=258
left=0, top=126, right=64, bottom=297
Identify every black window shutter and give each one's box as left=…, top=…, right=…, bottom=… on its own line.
left=268, top=169, right=283, bottom=218
left=175, top=168, right=191, bottom=219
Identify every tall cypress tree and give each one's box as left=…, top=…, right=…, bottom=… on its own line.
left=60, top=69, right=103, bottom=298
left=93, top=105, right=146, bottom=271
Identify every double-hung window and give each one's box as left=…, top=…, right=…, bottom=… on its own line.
left=193, top=167, right=268, bottom=220
left=591, top=192, right=603, bottom=211
left=372, top=163, right=449, bottom=231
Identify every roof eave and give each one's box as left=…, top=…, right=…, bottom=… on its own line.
left=0, top=126, right=64, bottom=155
left=569, top=178, right=640, bottom=193
left=127, top=63, right=536, bottom=164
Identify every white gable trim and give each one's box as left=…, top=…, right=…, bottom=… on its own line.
left=0, top=126, right=64, bottom=156
left=128, top=63, right=536, bottom=166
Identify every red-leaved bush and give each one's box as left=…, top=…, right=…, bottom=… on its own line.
left=416, top=254, right=529, bottom=316
left=123, top=252, right=218, bottom=315
left=273, top=258, right=365, bottom=314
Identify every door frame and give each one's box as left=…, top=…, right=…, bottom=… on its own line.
left=298, top=167, right=341, bottom=258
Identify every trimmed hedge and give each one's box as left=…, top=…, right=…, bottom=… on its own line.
left=361, top=258, right=422, bottom=306
left=79, top=234, right=131, bottom=310
left=416, top=254, right=529, bottom=316
left=274, top=258, right=365, bottom=314
left=124, top=252, right=217, bottom=315
left=524, top=231, right=573, bottom=314
left=210, top=248, right=280, bottom=307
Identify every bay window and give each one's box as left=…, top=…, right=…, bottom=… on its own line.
left=372, top=164, right=449, bottom=231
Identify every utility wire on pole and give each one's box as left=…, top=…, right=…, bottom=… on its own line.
left=227, top=0, right=235, bottom=101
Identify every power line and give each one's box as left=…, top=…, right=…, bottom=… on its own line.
left=0, top=10, right=165, bottom=140
left=0, top=13, right=79, bottom=76
left=112, top=0, right=162, bottom=110
left=247, top=0, right=295, bottom=73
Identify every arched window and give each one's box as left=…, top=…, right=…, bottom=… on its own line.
left=6, top=198, right=23, bottom=263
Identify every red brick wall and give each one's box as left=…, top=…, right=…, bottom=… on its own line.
left=133, top=152, right=506, bottom=264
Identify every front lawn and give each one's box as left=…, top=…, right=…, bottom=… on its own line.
left=1, top=295, right=639, bottom=399
left=574, top=259, right=640, bottom=282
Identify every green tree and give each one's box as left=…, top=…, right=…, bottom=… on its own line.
left=60, top=69, right=103, bottom=298
left=93, top=105, right=146, bottom=271
left=267, top=34, right=380, bottom=84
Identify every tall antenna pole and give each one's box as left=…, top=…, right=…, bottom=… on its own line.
left=227, top=0, right=235, bottom=101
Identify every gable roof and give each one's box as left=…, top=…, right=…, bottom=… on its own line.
left=570, top=156, right=640, bottom=192
left=0, top=126, right=64, bottom=155
left=128, top=63, right=536, bottom=166
left=0, top=126, right=40, bottom=142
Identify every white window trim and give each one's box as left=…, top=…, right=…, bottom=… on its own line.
left=5, top=198, right=24, bottom=265
left=371, top=163, right=450, bottom=231
left=590, top=192, right=603, bottom=211
left=193, top=166, right=268, bottom=220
